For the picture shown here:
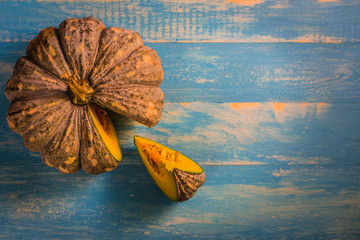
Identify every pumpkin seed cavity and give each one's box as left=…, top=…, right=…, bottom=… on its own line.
left=141, top=144, right=181, bottom=175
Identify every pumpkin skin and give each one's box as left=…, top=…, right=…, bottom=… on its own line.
left=134, top=136, right=205, bottom=202
left=5, top=17, right=164, bottom=174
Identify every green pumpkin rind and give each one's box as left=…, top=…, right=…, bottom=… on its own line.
left=21, top=97, right=74, bottom=152
left=89, top=27, right=144, bottom=84
left=93, top=86, right=164, bottom=128
left=6, top=94, right=70, bottom=143
left=58, top=17, right=105, bottom=81
left=5, top=57, right=68, bottom=102
left=41, top=105, right=83, bottom=174
left=92, top=45, right=164, bottom=127
left=26, top=26, right=72, bottom=80
left=5, top=17, right=164, bottom=174
left=173, top=169, right=206, bottom=202
left=93, top=46, right=164, bottom=88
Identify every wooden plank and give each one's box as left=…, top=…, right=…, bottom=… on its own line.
left=1, top=42, right=360, bottom=103
left=1, top=102, right=359, bottom=166
left=0, top=1, right=359, bottom=239
left=0, top=0, right=359, bottom=43
left=1, top=164, right=359, bottom=239
left=151, top=42, right=360, bottom=103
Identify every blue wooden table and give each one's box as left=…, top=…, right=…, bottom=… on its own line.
left=1, top=0, right=360, bottom=239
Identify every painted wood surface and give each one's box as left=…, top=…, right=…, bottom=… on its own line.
left=1, top=0, right=360, bottom=239
left=1, top=102, right=360, bottom=166
left=1, top=165, right=359, bottom=239
left=1, top=0, right=360, bottom=43
left=2, top=42, right=360, bottom=103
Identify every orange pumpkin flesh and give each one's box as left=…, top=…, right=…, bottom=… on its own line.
left=134, top=136, right=205, bottom=202
left=88, top=103, right=121, bottom=161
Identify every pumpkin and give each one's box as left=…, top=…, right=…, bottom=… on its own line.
left=5, top=17, right=164, bottom=174
left=134, top=136, right=205, bottom=202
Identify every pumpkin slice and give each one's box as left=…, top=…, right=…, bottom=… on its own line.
left=80, top=105, right=120, bottom=174
left=88, top=103, right=122, bottom=161
left=134, top=136, right=205, bottom=202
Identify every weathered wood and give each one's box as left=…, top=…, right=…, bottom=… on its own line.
left=1, top=42, right=360, bottom=103
left=152, top=42, right=360, bottom=103
left=1, top=102, right=359, bottom=166
left=0, top=164, right=359, bottom=239
left=0, top=1, right=359, bottom=239
left=0, top=0, right=359, bottom=43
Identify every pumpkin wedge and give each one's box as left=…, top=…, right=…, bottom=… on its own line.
left=5, top=17, right=164, bottom=174
left=134, top=136, right=205, bottom=202
left=88, top=103, right=121, bottom=161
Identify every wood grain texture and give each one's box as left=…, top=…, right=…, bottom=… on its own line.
left=1, top=0, right=359, bottom=239
left=0, top=165, right=359, bottom=239
left=1, top=42, right=360, bottom=103
left=153, top=42, right=360, bottom=103
left=0, top=0, right=359, bottom=43
left=1, top=102, right=359, bottom=167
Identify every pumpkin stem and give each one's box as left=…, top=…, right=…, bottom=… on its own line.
left=68, top=69, right=94, bottom=105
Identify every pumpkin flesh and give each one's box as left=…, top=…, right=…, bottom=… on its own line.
left=88, top=103, right=121, bottom=161
left=134, top=136, right=205, bottom=202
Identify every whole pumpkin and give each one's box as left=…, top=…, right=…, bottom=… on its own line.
left=5, top=17, right=164, bottom=174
